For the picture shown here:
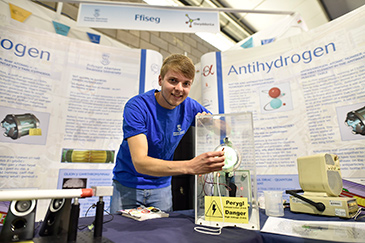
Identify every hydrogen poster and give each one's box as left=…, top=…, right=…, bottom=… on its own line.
left=0, top=18, right=162, bottom=217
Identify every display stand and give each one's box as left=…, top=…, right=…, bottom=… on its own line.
left=195, top=112, right=260, bottom=230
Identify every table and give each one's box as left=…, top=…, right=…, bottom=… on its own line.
left=1, top=207, right=364, bottom=242
left=75, top=210, right=263, bottom=243
left=74, top=208, right=364, bottom=243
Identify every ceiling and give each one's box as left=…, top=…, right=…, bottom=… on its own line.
left=144, top=0, right=365, bottom=46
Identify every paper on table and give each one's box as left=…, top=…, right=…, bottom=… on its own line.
left=118, top=206, right=169, bottom=221
left=261, top=217, right=365, bottom=242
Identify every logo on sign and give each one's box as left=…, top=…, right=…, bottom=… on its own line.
left=185, top=14, right=215, bottom=28
left=83, top=8, right=108, bottom=23
left=94, top=9, right=100, bottom=18
left=101, top=53, right=110, bottom=66
left=185, top=14, right=200, bottom=27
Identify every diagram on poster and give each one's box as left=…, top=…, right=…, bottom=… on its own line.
left=260, top=83, right=293, bottom=113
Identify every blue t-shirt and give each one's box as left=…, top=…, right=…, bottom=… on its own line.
left=113, top=89, right=210, bottom=189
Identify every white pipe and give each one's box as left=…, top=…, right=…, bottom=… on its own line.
left=56, top=2, right=64, bottom=16
left=0, top=188, right=94, bottom=201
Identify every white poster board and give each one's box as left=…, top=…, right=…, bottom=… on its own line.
left=0, top=20, right=162, bottom=218
left=200, top=6, right=365, bottom=192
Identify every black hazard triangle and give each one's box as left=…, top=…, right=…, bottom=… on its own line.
left=205, top=200, right=223, bottom=218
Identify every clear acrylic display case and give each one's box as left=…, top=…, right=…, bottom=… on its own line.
left=194, top=112, right=259, bottom=230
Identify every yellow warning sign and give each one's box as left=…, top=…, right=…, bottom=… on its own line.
left=204, top=196, right=249, bottom=224
left=205, top=199, right=223, bottom=218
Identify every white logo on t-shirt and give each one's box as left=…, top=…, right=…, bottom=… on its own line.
left=173, top=124, right=185, bottom=136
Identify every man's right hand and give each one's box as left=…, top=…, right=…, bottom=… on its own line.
left=187, top=151, right=225, bottom=175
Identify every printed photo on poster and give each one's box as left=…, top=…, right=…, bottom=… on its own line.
left=61, top=148, right=115, bottom=163
left=336, top=103, right=365, bottom=141
left=0, top=106, right=50, bottom=145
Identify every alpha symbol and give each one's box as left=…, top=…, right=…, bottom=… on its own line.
left=203, top=65, right=214, bottom=77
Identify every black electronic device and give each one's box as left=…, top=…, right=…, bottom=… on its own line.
left=0, top=199, right=37, bottom=242
left=39, top=198, right=71, bottom=237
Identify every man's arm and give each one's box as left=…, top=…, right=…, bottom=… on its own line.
left=128, top=133, right=225, bottom=177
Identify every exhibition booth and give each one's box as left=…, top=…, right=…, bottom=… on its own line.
left=0, top=0, right=364, bottom=242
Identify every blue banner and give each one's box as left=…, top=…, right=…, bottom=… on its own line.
left=87, top=32, right=101, bottom=44
left=52, top=21, right=70, bottom=36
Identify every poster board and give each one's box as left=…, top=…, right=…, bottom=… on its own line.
left=0, top=19, right=162, bottom=219
left=200, top=5, right=365, bottom=193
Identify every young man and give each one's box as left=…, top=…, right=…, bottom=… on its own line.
left=111, top=54, right=225, bottom=213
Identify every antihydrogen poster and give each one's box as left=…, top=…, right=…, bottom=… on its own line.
left=201, top=6, right=365, bottom=191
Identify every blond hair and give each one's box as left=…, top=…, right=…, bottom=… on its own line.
left=160, top=54, right=195, bottom=80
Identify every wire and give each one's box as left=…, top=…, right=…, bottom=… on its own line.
left=194, top=172, right=224, bottom=236
left=217, top=172, right=225, bottom=226
left=200, top=173, right=232, bottom=196
left=103, top=208, right=114, bottom=224
left=77, top=203, right=96, bottom=230
left=85, top=203, right=96, bottom=217
left=353, top=207, right=365, bottom=221
left=194, top=225, right=222, bottom=235
left=77, top=202, right=114, bottom=230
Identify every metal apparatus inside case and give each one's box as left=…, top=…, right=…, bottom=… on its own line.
left=194, top=113, right=259, bottom=230
left=288, top=154, right=358, bottom=218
